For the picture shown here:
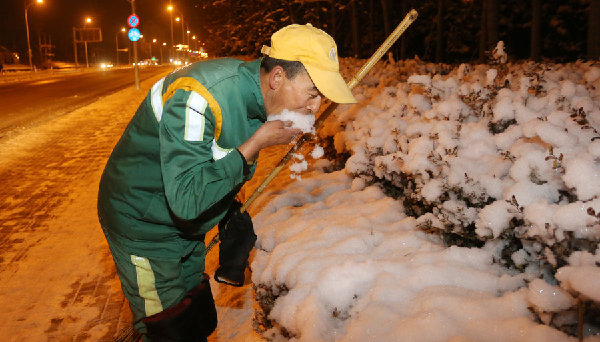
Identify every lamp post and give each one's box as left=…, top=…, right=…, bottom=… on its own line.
left=167, top=4, right=174, bottom=60
left=83, top=17, right=92, bottom=68
left=152, top=38, right=157, bottom=61
left=115, top=27, right=126, bottom=66
left=25, top=0, right=43, bottom=71
left=175, top=16, right=185, bottom=48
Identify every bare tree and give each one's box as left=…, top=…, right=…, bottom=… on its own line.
left=330, top=0, right=337, bottom=39
left=479, top=0, right=499, bottom=61
left=435, top=0, right=445, bottom=62
left=350, top=0, right=360, bottom=57
left=400, top=0, right=409, bottom=60
left=368, top=0, right=375, bottom=52
left=530, top=0, right=541, bottom=61
left=486, top=0, right=498, bottom=49
left=588, top=0, right=600, bottom=59
left=479, top=0, right=487, bottom=61
left=380, top=0, right=391, bottom=36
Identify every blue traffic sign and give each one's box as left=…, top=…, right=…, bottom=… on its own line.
left=127, top=14, right=140, bottom=28
left=128, top=28, right=141, bottom=41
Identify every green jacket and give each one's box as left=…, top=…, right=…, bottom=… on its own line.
left=98, top=58, right=265, bottom=256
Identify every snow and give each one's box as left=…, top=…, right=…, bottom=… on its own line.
left=527, top=278, right=575, bottom=313
left=310, top=144, right=324, bottom=159
left=2, top=53, right=600, bottom=341
left=267, top=109, right=316, bottom=134
left=0, top=74, right=154, bottom=341
left=247, top=54, right=600, bottom=341
left=492, top=41, right=508, bottom=64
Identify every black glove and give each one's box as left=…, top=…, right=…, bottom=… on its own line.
left=214, top=201, right=257, bottom=287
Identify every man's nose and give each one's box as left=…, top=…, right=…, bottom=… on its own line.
left=306, top=96, right=322, bottom=114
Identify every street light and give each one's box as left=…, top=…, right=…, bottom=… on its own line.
left=167, top=4, right=174, bottom=59
left=24, top=0, right=44, bottom=71
left=175, top=17, right=183, bottom=46
left=116, top=27, right=127, bottom=66
left=175, top=15, right=186, bottom=54
left=168, top=5, right=187, bottom=59
left=83, top=17, right=93, bottom=68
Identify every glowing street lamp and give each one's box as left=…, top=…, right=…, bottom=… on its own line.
left=24, top=0, right=44, bottom=71
left=175, top=17, right=185, bottom=50
left=167, top=4, right=174, bottom=59
left=116, top=27, right=127, bottom=66
left=167, top=4, right=186, bottom=57
left=83, top=17, right=93, bottom=68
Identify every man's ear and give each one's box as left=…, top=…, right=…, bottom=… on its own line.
left=268, top=65, right=285, bottom=90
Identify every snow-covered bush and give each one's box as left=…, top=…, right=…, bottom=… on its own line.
left=324, top=53, right=600, bottom=335
left=251, top=49, right=600, bottom=340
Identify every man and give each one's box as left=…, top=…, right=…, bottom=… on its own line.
left=98, top=23, right=356, bottom=341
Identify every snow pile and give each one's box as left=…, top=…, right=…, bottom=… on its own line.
left=333, top=57, right=600, bottom=251
left=251, top=56, right=600, bottom=341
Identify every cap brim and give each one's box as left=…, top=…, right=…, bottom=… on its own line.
left=303, top=64, right=357, bottom=104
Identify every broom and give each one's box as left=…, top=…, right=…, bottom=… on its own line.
left=206, top=9, right=419, bottom=253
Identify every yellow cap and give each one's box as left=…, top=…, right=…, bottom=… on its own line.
left=262, top=24, right=357, bottom=104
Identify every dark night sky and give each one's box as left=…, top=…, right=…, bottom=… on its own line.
left=0, top=0, right=200, bottom=62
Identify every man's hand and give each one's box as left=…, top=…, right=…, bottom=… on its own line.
left=238, top=120, right=301, bottom=163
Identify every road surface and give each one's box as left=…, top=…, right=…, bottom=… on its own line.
left=0, top=66, right=265, bottom=341
left=0, top=66, right=173, bottom=139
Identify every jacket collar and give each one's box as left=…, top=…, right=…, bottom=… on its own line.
left=239, top=59, right=267, bottom=122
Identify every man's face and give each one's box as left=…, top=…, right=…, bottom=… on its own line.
left=269, top=69, right=322, bottom=116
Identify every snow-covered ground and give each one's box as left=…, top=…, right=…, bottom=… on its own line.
left=247, top=50, right=600, bottom=341
left=1, top=50, right=599, bottom=341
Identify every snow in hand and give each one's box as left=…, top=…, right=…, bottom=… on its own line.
left=268, top=109, right=316, bottom=134
left=250, top=46, right=600, bottom=342
left=268, top=109, right=323, bottom=179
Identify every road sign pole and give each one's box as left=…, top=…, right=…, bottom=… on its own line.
left=115, top=34, right=119, bottom=66
left=133, top=41, right=139, bottom=89
left=73, top=27, right=79, bottom=68
left=129, top=0, right=140, bottom=90
left=84, top=41, right=89, bottom=68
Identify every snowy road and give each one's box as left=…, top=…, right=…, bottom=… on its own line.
left=0, top=66, right=172, bottom=139
left=0, top=73, right=169, bottom=341
left=0, top=67, right=271, bottom=341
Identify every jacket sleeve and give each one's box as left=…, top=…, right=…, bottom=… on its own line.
left=159, top=88, right=246, bottom=221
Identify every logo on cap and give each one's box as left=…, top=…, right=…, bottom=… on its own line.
left=329, top=48, right=337, bottom=61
